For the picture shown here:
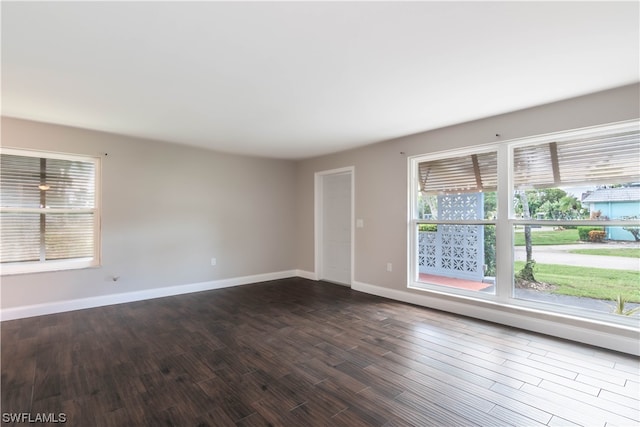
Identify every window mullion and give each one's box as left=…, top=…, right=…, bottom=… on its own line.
left=495, top=144, right=512, bottom=303
left=39, top=157, right=46, bottom=262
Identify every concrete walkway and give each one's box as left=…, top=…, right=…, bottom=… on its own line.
left=514, top=242, right=640, bottom=270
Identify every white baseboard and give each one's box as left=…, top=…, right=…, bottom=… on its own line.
left=5, top=270, right=635, bottom=356
left=295, top=269, right=318, bottom=281
left=352, top=280, right=640, bottom=356
left=0, top=270, right=297, bottom=321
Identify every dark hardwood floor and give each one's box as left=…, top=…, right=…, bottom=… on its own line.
left=2, top=277, right=639, bottom=426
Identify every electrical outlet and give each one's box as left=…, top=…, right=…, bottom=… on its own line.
left=211, top=258, right=217, bottom=266
left=386, top=263, right=392, bottom=272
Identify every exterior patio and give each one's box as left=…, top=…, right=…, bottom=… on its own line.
left=418, top=273, right=493, bottom=291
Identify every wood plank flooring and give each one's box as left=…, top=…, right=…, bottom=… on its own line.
left=1, top=277, right=638, bottom=426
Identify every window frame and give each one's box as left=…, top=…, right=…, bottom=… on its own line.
left=409, top=144, right=499, bottom=300
left=0, top=147, right=101, bottom=275
left=408, top=119, right=640, bottom=327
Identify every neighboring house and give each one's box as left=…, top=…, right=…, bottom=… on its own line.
left=582, top=186, right=640, bottom=241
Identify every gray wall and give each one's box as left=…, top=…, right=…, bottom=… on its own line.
left=2, top=83, right=639, bottom=318
left=295, top=83, right=640, bottom=288
left=1, top=117, right=297, bottom=309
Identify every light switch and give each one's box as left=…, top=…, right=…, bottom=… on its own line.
left=356, top=219, right=364, bottom=228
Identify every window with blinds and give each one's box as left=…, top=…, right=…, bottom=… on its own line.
left=513, top=129, right=640, bottom=190
left=0, top=149, right=100, bottom=274
left=409, top=119, right=640, bottom=327
left=418, top=151, right=498, bottom=195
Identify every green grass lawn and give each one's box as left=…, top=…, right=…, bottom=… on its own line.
left=514, top=261, right=640, bottom=302
left=514, top=228, right=579, bottom=246
left=568, top=248, right=640, bottom=258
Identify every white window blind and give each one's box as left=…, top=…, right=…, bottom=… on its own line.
left=0, top=150, right=99, bottom=272
left=513, top=129, right=640, bottom=190
left=418, top=151, right=497, bottom=194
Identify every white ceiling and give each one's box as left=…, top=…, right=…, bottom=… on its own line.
left=2, top=2, right=638, bottom=159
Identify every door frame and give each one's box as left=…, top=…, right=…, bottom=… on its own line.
left=314, top=166, right=355, bottom=286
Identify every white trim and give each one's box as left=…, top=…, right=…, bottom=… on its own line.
left=496, top=144, right=512, bottom=304
left=0, top=270, right=297, bottom=321
left=505, top=118, right=639, bottom=149
left=0, top=258, right=98, bottom=276
left=295, top=269, right=318, bottom=281
left=352, top=280, right=640, bottom=356
left=413, top=219, right=496, bottom=225
left=0, top=207, right=96, bottom=214
left=407, top=141, right=499, bottom=164
left=3, top=271, right=637, bottom=355
left=314, top=166, right=355, bottom=287
left=510, top=219, right=640, bottom=227
left=0, top=146, right=101, bottom=163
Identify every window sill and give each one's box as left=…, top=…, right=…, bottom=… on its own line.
left=408, top=281, right=640, bottom=333
left=1, top=258, right=99, bottom=276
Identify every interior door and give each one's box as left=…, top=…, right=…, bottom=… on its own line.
left=321, top=172, right=352, bottom=286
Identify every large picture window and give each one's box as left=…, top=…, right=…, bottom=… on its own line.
left=511, top=124, right=640, bottom=315
left=0, top=149, right=100, bottom=274
left=409, top=120, right=640, bottom=325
